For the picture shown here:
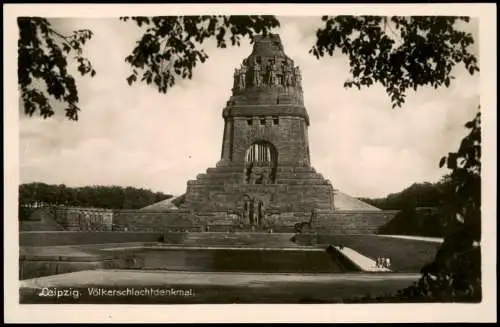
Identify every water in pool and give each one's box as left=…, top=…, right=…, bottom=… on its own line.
left=115, top=248, right=359, bottom=273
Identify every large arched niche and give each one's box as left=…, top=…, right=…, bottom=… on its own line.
left=243, top=140, right=278, bottom=184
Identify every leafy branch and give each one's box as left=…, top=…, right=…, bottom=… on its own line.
left=311, top=16, right=479, bottom=108
left=397, top=109, right=481, bottom=302
left=18, top=17, right=96, bottom=121
left=120, top=15, right=280, bottom=93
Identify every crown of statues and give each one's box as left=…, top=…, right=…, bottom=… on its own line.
left=232, top=34, right=303, bottom=93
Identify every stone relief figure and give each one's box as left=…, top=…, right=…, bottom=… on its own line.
left=257, top=200, right=264, bottom=225
left=265, top=213, right=275, bottom=229
left=243, top=197, right=251, bottom=223
left=252, top=198, right=260, bottom=225
left=233, top=68, right=240, bottom=90
left=238, top=65, right=247, bottom=90
left=249, top=170, right=258, bottom=185
left=246, top=166, right=276, bottom=185
left=261, top=170, right=270, bottom=184
left=282, top=59, right=293, bottom=87
left=252, top=57, right=262, bottom=87
left=240, top=195, right=268, bottom=227
left=228, top=210, right=239, bottom=225
left=293, top=66, right=302, bottom=86
left=249, top=169, right=262, bottom=185
left=310, top=208, right=318, bottom=226
left=238, top=212, right=246, bottom=227
left=267, top=59, right=278, bottom=86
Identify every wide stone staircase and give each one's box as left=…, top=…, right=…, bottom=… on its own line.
left=163, top=232, right=301, bottom=248
left=19, top=207, right=64, bottom=231
left=184, top=163, right=334, bottom=213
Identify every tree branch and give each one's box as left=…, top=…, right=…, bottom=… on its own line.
left=383, top=17, right=403, bottom=47
left=47, top=27, right=71, bottom=41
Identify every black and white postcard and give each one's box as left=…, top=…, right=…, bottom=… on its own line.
left=4, top=3, right=497, bottom=323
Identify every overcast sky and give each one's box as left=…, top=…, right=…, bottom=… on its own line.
left=19, top=16, right=480, bottom=198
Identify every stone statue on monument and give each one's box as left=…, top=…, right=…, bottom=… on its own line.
left=252, top=57, right=261, bottom=87
left=228, top=210, right=239, bottom=225
left=249, top=170, right=258, bottom=185
left=233, top=68, right=240, bottom=90
left=244, top=197, right=251, bottom=224
left=267, top=59, right=278, bottom=86
left=252, top=198, right=260, bottom=225
left=238, top=65, right=247, bottom=90
left=261, top=170, right=270, bottom=184
left=293, top=66, right=302, bottom=86
left=283, top=59, right=294, bottom=87
left=257, top=200, right=264, bottom=225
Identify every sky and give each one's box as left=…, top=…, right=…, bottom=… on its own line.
left=18, top=16, right=480, bottom=198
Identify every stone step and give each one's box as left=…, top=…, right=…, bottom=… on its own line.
left=206, top=167, right=244, bottom=174
left=188, top=179, right=241, bottom=185
left=275, top=172, right=325, bottom=179
left=206, top=165, right=320, bottom=174
left=179, top=233, right=297, bottom=247
left=197, top=172, right=245, bottom=179
left=277, top=166, right=317, bottom=173
left=275, top=179, right=330, bottom=185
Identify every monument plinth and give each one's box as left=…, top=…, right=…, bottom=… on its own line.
left=183, top=34, right=335, bottom=226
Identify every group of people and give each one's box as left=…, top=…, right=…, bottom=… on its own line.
left=376, top=257, right=392, bottom=269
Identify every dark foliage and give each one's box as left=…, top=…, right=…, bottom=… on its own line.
left=121, top=15, right=280, bottom=94
left=18, top=182, right=172, bottom=213
left=311, top=16, right=481, bottom=301
left=396, top=111, right=481, bottom=302
left=311, top=16, right=479, bottom=108
left=18, top=16, right=279, bottom=119
left=360, top=181, right=449, bottom=210
left=378, top=206, right=445, bottom=237
left=18, top=17, right=96, bottom=120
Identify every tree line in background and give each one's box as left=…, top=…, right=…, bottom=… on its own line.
left=359, top=180, right=451, bottom=211
left=359, top=179, right=453, bottom=238
left=19, top=182, right=172, bottom=211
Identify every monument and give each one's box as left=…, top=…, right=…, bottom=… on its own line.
left=181, top=34, right=336, bottom=228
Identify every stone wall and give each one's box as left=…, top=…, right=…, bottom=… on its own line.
left=315, top=211, right=400, bottom=234
left=53, top=206, right=114, bottom=231
left=107, top=209, right=399, bottom=235
left=26, top=205, right=397, bottom=235
left=230, top=115, right=309, bottom=166
left=185, top=180, right=334, bottom=213
left=19, top=231, right=162, bottom=247
left=112, top=210, right=198, bottom=232
left=19, top=207, right=64, bottom=231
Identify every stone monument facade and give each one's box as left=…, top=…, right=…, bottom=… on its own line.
left=183, top=34, right=335, bottom=227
